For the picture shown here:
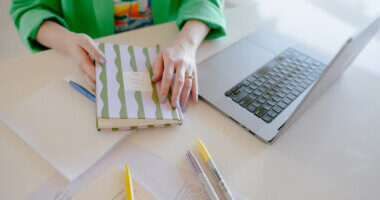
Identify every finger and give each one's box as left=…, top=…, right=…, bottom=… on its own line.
left=159, top=60, right=174, bottom=104
left=78, top=49, right=96, bottom=81
left=84, top=73, right=95, bottom=92
left=191, top=71, right=199, bottom=103
left=152, top=52, right=163, bottom=82
left=77, top=34, right=107, bottom=64
left=180, top=74, right=192, bottom=113
left=171, top=66, right=186, bottom=108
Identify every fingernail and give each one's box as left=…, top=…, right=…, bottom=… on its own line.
left=195, top=96, right=199, bottom=103
left=174, top=101, right=180, bottom=108
left=151, top=74, right=157, bottom=80
left=181, top=104, right=187, bottom=113
left=161, top=95, right=167, bottom=103
left=99, top=56, right=107, bottom=64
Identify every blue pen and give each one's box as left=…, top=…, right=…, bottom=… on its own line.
left=66, top=79, right=95, bottom=102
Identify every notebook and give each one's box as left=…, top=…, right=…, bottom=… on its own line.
left=96, top=42, right=183, bottom=130
left=72, top=165, right=157, bottom=200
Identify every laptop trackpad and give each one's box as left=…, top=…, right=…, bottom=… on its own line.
left=207, top=39, right=275, bottom=82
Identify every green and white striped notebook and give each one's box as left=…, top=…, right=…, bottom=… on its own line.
left=96, top=42, right=183, bottom=130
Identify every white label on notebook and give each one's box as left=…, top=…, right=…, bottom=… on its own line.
left=123, top=72, right=153, bottom=91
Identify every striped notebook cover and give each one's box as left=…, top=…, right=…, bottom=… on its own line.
left=95, top=42, right=183, bottom=130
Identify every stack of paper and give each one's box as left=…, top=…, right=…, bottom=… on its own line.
left=0, top=80, right=132, bottom=181
left=72, top=165, right=157, bottom=200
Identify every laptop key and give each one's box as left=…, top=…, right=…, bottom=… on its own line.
left=287, top=93, right=297, bottom=100
left=286, top=84, right=295, bottom=90
left=268, top=70, right=276, bottom=76
left=236, top=83, right=243, bottom=89
left=281, top=88, right=290, bottom=94
left=247, top=104, right=257, bottom=113
left=300, top=82, right=309, bottom=89
left=254, top=89, right=263, bottom=96
left=262, top=114, right=273, bottom=123
left=272, top=85, right=281, bottom=91
left=232, top=91, right=247, bottom=103
left=252, top=100, right=262, bottom=107
left=268, top=88, right=276, bottom=95
left=242, top=80, right=250, bottom=86
left=277, top=91, right=286, bottom=98
left=254, top=107, right=267, bottom=118
left=263, top=103, right=271, bottom=110
left=291, top=90, right=301, bottom=96
left=267, top=99, right=276, bottom=106
left=264, top=73, right=271, bottom=79
left=249, top=94, right=259, bottom=100
left=264, top=82, right=272, bottom=88
left=259, top=86, right=268, bottom=92
left=273, top=105, right=283, bottom=113
left=225, top=91, right=232, bottom=97
left=249, top=83, right=259, bottom=90
left=247, top=76, right=256, bottom=82
left=232, top=88, right=240, bottom=95
left=267, top=110, right=278, bottom=118
left=295, top=86, right=304, bottom=92
left=263, top=92, right=271, bottom=99
left=304, top=79, right=313, bottom=85
left=239, top=96, right=254, bottom=108
left=283, top=97, right=292, bottom=105
left=268, top=78, right=276, bottom=85
left=273, top=95, right=281, bottom=102
left=278, top=101, right=287, bottom=109
left=254, top=80, right=264, bottom=85
left=257, top=97, right=266, bottom=104
left=244, top=87, right=253, bottom=94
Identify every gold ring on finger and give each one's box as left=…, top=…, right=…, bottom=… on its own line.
left=185, top=75, right=193, bottom=79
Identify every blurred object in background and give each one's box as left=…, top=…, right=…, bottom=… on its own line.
left=307, top=0, right=380, bottom=28
left=225, top=0, right=259, bottom=8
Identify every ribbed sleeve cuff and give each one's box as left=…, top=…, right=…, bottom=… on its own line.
left=176, top=0, right=226, bottom=40
left=18, top=7, right=69, bottom=52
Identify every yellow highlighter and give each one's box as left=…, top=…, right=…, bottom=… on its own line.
left=125, top=164, right=134, bottom=200
left=196, top=139, right=235, bottom=200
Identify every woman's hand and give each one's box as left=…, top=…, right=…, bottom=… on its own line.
left=36, top=21, right=106, bottom=91
left=151, top=20, right=210, bottom=112
left=65, top=33, right=106, bottom=91
left=152, top=40, right=198, bottom=113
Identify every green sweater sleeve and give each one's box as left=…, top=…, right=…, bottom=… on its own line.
left=9, top=0, right=69, bottom=52
left=176, top=0, right=226, bottom=40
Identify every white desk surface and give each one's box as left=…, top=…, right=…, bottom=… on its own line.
left=1, top=0, right=380, bottom=199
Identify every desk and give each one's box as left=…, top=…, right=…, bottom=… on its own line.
left=1, top=0, right=380, bottom=199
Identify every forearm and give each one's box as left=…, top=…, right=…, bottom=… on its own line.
left=174, top=20, right=210, bottom=51
left=35, top=20, right=74, bottom=54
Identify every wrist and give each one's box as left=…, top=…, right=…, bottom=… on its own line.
left=174, top=36, right=198, bottom=55
left=63, top=31, right=79, bottom=55
left=175, top=20, right=210, bottom=51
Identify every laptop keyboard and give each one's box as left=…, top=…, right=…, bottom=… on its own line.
left=224, top=48, right=327, bottom=123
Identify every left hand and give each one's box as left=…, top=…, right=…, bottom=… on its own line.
left=151, top=40, right=198, bottom=113
left=151, top=20, right=210, bottom=113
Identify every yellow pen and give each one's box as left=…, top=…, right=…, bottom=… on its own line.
left=125, top=164, right=134, bottom=200
left=196, top=139, right=235, bottom=200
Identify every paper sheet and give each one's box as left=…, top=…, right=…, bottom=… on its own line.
left=0, top=80, right=132, bottom=181
left=28, top=140, right=250, bottom=200
left=72, top=166, right=157, bottom=200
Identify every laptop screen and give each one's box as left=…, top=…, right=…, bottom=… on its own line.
left=277, top=16, right=380, bottom=139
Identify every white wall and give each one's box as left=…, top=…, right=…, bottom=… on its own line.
left=0, top=0, right=30, bottom=61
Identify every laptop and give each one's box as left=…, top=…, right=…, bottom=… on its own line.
left=198, top=16, right=380, bottom=143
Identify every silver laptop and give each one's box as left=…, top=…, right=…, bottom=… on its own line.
left=198, top=16, right=380, bottom=143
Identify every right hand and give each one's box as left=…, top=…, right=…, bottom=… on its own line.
left=65, top=33, right=106, bottom=91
